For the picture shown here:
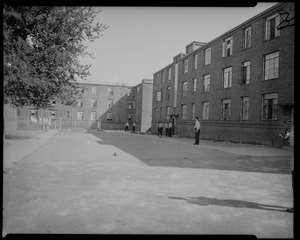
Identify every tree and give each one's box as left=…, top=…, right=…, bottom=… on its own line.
left=3, top=6, right=108, bottom=109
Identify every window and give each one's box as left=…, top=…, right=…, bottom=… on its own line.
left=184, top=59, right=188, bottom=73
left=91, top=111, right=97, bottom=120
left=133, top=102, right=136, bottom=109
left=244, top=27, right=251, bottom=49
left=167, top=86, right=171, bottom=100
left=157, top=73, right=160, bottom=84
left=107, top=113, right=113, bottom=121
left=221, top=99, right=231, bottom=120
left=137, top=86, right=140, bottom=94
left=160, top=107, right=163, bottom=119
left=166, top=106, right=170, bottom=120
left=241, top=97, right=249, bottom=120
left=181, top=104, right=187, bottom=120
left=107, top=99, right=113, bottom=109
left=161, top=89, right=164, bottom=102
left=191, top=103, right=196, bottom=120
left=223, top=67, right=232, bottom=88
left=262, top=93, right=278, bottom=120
left=91, top=99, right=97, bottom=108
left=192, top=78, right=197, bottom=94
left=203, top=74, right=210, bottom=93
left=127, top=101, right=133, bottom=109
left=264, top=51, right=279, bottom=80
left=242, top=61, right=250, bottom=84
left=156, top=91, right=161, bottom=101
left=265, top=13, right=280, bottom=41
left=66, top=111, right=70, bottom=118
left=222, top=36, right=233, bottom=57
left=182, top=81, right=188, bottom=97
left=168, top=68, right=172, bottom=80
left=202, top=102, right=209, bottom=120
left=77, top=111, right=84, bottom=120
left=77, top=99, right=83, bottom=108
left=91, top=86, right=97, bottom=94
left=107, top=87, right=114, bottom=96
left=194, top=54, right=198, bottom=70
left=127, top=114, right=132, bottom=121
left=204, top=47, right=211, bottom=65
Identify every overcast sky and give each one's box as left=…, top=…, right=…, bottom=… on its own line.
left=79, top=3, right=278, bottom=86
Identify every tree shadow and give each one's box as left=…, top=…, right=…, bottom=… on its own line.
left=168, top=196, right=290, bottom=213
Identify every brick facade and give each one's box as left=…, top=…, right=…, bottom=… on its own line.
left=152, top=2, right=294, bottom=147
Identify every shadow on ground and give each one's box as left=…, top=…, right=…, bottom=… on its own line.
left=168, top=196, right=290, bottom=213
left=90, top=131, right=291, bottom=174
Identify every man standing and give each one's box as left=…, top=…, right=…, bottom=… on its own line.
left=132, top=122, right=136, bottom=133
left=194, top=116, right=201, bottom=145
left=165, top=121, right=169, bottom=137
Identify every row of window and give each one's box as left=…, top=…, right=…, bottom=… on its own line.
left=90, top=86, right=133, bottom=96
left=77, top=99, right=135, bottom=110
left=155, top=93, right=278, bottom=121
left=155, top=13, right=280, bottom=84
left=155, top=51, right=279, bottom=101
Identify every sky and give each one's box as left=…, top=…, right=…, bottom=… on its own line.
left=79, top=3, right=278, bottom=86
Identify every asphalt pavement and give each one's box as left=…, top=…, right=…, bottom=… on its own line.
left=3, top=130, right=293, bottom=237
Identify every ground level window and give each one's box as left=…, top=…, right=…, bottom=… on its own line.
left=107, top=113, right=113, bottom=121
left=221, top=99, right=231, bottom=120
left=262, top=93, right=278, bottom=120
left=77, top=111, right=84, bottom=120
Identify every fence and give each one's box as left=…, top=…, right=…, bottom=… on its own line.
left=17, top=117, right=99, bottom=131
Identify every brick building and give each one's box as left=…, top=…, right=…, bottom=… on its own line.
left=152, top=2, right=294, bottom=147
left=17, top=82, right=135, bottom=131
left=15, top=79, right=153, bottom=132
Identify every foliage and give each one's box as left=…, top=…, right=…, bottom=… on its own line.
left=3, top=6, right=108, bottom=109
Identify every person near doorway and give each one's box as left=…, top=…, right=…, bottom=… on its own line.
left=194, top=116, right=201, bottom=145
left=169, top=120, right=173, bottom=137
left=132, top=122, right=136, bottom=133
left=165, top=121, right=169, bottom=137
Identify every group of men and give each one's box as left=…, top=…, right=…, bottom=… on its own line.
left=156, top=117, right=201, bottom=144
left=157, top=121, right=173, bottom=138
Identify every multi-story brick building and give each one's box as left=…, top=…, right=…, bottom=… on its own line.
left=15, top=79, right=153, bottom=132
left=152, top=2, right=294, bottom=147
left=132, top=79, right=153, bottom=133
left=17, top=81, right=135, bottom=130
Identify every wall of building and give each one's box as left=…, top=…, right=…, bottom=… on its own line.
left=151, top=2, right=294, bottom=147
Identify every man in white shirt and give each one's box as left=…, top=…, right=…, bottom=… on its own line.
left=194, top=116, right=201, bottom=145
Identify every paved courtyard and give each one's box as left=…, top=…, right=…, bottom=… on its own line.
left=3, top=130, right=293, bottom=237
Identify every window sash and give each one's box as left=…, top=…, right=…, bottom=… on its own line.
left=244, top=27, right=251, bottom=49
left=182, top=105, right=187, bottom=120
left=205, top=48, right=211, bottom=65
left=262, top=93, right=278, bottom=120
left=202, top=102, right=209, bottom=120
left=264, top=52, right=279, bottom=80
left=223, top=67, right=232, bottom=88
left=184, top=60, right=188, bottom=73
left=203, top=74, right=210, bottom=92
left=265, top=14, right=280, bottom=40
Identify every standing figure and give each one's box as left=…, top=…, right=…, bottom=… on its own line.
left=194, top=116, right=201, bottom=145
left=125, top=121, right=129, bottom=132
left=165, top=121, right=169, bottom=137
left=168, top=121, right=173, bottom=137
left=132, top=122, right=136, bottom=133
left=158, top=121, right=163, bottom=138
